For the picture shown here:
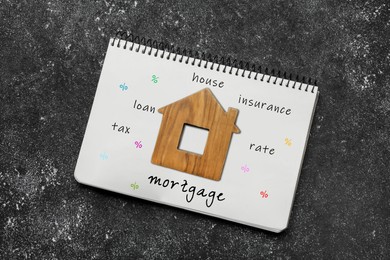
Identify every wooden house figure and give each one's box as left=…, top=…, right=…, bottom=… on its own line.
left=151, top=88, right=240, bottom=181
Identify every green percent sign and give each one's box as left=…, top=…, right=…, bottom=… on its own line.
left=152, top=75, right=159, bottom=83
left=131, top=182, right=139, bottom=190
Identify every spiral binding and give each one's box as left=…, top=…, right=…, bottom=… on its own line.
left=112, top=31, right=317, bottom=93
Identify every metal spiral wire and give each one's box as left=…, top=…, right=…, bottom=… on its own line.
left=112, top=31, right=317, bottom=93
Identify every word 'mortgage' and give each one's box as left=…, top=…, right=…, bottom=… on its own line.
left=148, top=175, right=225, bottom=208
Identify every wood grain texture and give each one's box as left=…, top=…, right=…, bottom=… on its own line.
left=152, top=88, right=240, bottom=181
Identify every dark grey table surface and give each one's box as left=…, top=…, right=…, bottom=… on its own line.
left=1, top=1, right=389, bottom=259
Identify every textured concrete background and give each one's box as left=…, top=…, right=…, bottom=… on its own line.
left=1, top=0, right=389, bottom=259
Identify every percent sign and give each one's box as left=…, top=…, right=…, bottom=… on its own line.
left=241, top=164, right=249, bottom=173
left=260, top=190, right=268, bottom=198
left=134, top=140, right=142, bottom=149
left=151, top=75, right=159, bottom=83
left=99, top=152, right=108, bottom=160
left=131, top=182, right=139, bottom=190
left=119, top=83, right=128, bottom=91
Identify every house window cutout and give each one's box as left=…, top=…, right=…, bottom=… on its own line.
left=178, top=124, right=209, bottom=155
left=152, top=88, right=240, bottom=181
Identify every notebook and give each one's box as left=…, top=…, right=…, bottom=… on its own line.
left=74, top=33, right=319, bottom=233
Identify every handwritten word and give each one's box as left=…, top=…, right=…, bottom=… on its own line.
left=238, top=94, right=292, bottom=116
left=249, top=143, right=275, bottom=155
left=112, top=122, right=130, bottom=134
left=133, top=99, right=156, bottom=114
left=148, top=176, right=225, bottom=208
left=192, top=72, right=224, bottom=88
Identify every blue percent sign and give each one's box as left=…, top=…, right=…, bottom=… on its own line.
left=119, top=83, right=128, bottom=91
left=99, top=152, right=108, bottom=160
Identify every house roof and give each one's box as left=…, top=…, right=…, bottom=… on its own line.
left=158, top=88, right=240, bottom=133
